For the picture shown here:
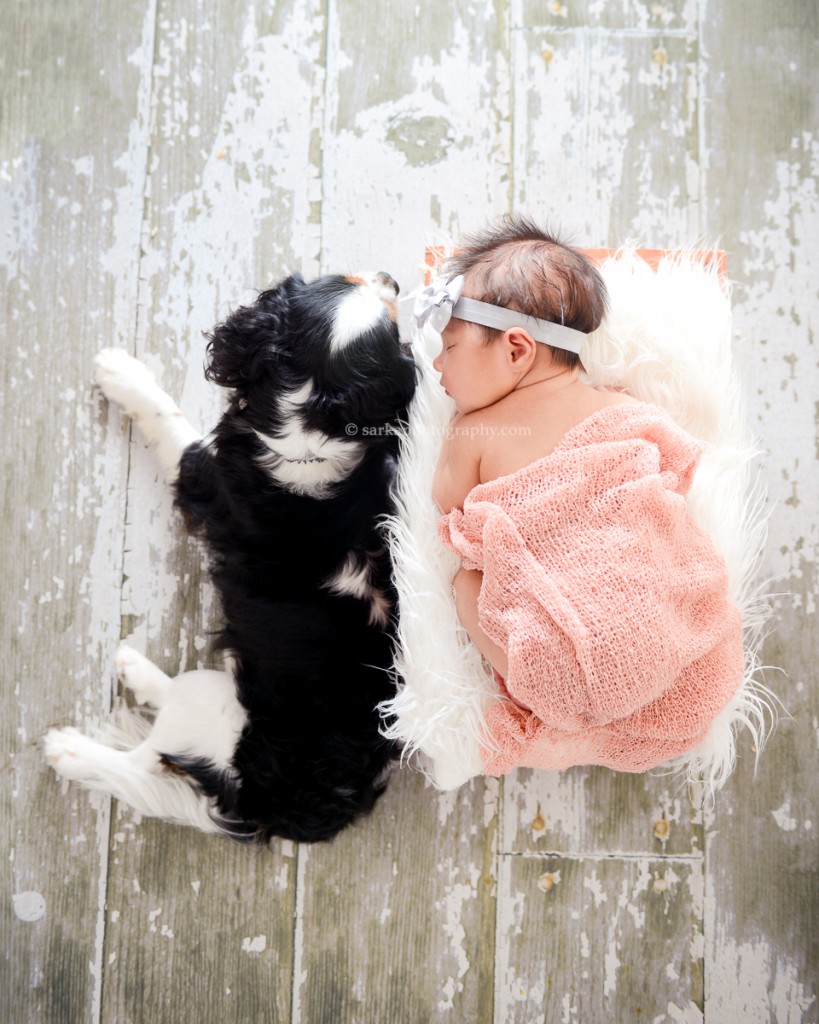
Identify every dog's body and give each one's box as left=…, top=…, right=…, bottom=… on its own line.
left=45, top=271, right=417, bottom=843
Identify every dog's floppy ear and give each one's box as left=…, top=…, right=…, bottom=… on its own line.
left=306, top=343, right=418, bottom=431
left=204, top=275, right=303, bottom=389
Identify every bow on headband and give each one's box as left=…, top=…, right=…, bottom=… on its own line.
left=413, top=274, right=586, bottom=355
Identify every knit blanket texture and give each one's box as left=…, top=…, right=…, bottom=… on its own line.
left=438, top=402, right=745, bottom=776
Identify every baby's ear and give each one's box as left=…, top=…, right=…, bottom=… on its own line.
left=504, top=328, right=538, bottom=369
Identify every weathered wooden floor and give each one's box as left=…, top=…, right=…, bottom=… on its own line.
left=2, top=1, right=816, bottom=1022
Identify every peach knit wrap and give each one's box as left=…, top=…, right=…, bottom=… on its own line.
left=438, top=402, right=744, bottom=776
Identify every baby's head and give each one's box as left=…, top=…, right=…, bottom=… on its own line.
left=445, top=216, right=608, bottom=371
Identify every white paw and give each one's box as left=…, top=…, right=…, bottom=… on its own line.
left=43, top=727, right=100, bottom=781
left=115, top=644, right=157, bottom=705
left=94, top=348, right=158, bottom=415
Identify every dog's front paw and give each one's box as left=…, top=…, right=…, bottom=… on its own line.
left=43, top=727, right=101, bottom=781
left=115, top=644, right=166, bottom=706
left=94, top=348, right=158, bottom=415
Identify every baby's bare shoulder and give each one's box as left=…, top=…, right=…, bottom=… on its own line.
left=590, top=385, right=640, bottom=407
left=447, top=404, right=509, bottom=444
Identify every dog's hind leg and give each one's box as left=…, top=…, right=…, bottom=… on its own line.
left=44, top=726, right=160, bottom=782
left=43, top=727, right=224, bottom=834
left=94, top=348, right=201, bottom=480
left=115, top=643, right=173, bottom=707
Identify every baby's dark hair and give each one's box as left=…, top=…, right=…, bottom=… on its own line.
left=445, top=215, right=608, bottom=369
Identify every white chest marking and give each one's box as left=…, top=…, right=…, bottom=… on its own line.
left=253, top=380, right=364, bottom=497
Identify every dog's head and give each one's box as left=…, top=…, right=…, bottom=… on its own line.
left=204, top=272, right=417, bottom=496
left=205, top=272, right=417, bottom=441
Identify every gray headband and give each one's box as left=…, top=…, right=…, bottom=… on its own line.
left=413, top=274, right=586, bottom=355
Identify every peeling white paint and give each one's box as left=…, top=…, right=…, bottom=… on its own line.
left=734, top=134, right=818, bottom=593
left=662, top=1000, right=703, bottom=1023
left=290, top=845, right=309, bottom=1024
left=483, top=775, right=500, bottom=828
left=582, top=868, right=608, bottom=909
left=604, top=939, right=622, bottom=997
left=241, top=934, right=267, bottom=954
left=435, top=786, right=460, bottom=827
left=561, top=992, right=578, bottom=1023
left=771, top=801, right=799, bottom=832
left=12, top=891, right=46, bottom=922
left=322, top=10, right=511, bottom=287
left=435, top=876, right=476, bottom=1009
left=274, top=863, right=289, bottom=892
left=708, top=934, right=814, bottom=1024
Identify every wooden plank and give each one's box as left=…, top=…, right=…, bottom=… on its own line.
left=97, top=1, right=326, bottom=1020
left=502, top=769, right=705, bottom=859
left=0, top=1, right=153, bottom=1021
left=320, top=0, right=513, bottom=302
left=294, top=771, right=499, bottom=1024
left=501, top=8, right=711, bottom=1016
left=102, top=817, right=297, bottom=1024
left=495, top=854, right=704, bottom=1021
left=510, top=5, right=700, bottom=243
left=521, top=0, right=691, bottom=31
left=699, top=0, right=819, bottom=1016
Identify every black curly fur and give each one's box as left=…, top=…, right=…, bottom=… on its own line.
left=167, top=272, right=417, bottom=843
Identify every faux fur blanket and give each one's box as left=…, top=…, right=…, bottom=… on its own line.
left=381, top=249, right=774, bottom=793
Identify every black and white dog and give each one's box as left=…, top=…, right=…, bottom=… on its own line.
left=44, top=271, right=417, bottom=843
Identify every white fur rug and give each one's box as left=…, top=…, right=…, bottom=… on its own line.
left=381, top=249, right=775, bottom=793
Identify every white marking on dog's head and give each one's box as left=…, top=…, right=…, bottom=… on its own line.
left=330, top=284, right=390, bottom=350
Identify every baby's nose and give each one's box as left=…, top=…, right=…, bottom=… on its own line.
left=432, top=350, right=442, bottom=372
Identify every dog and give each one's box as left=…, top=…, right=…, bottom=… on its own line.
left=44, top=270, right=417, bottom=843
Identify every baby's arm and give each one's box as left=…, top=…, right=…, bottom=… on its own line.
left=434, top=419, right=510, bottom=681
left=452, top=567, right=509, bottom=680
left=432, top=414, right=482, bottom=511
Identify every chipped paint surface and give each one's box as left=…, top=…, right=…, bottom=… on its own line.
left=496, top=854, right=707, bottom=1019
left=12, top=891, right=47, bottom=923
left=241, top=934, right=267, bottom=954
left=708, top=933, right=816, bottom=1024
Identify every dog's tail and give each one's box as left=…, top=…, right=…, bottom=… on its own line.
left=104, top=763, right=229, bottom=835
left=157, top=752, right=263, bottom=841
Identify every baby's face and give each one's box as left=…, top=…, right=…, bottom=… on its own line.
left=432, top=316, right=511, bottom=414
